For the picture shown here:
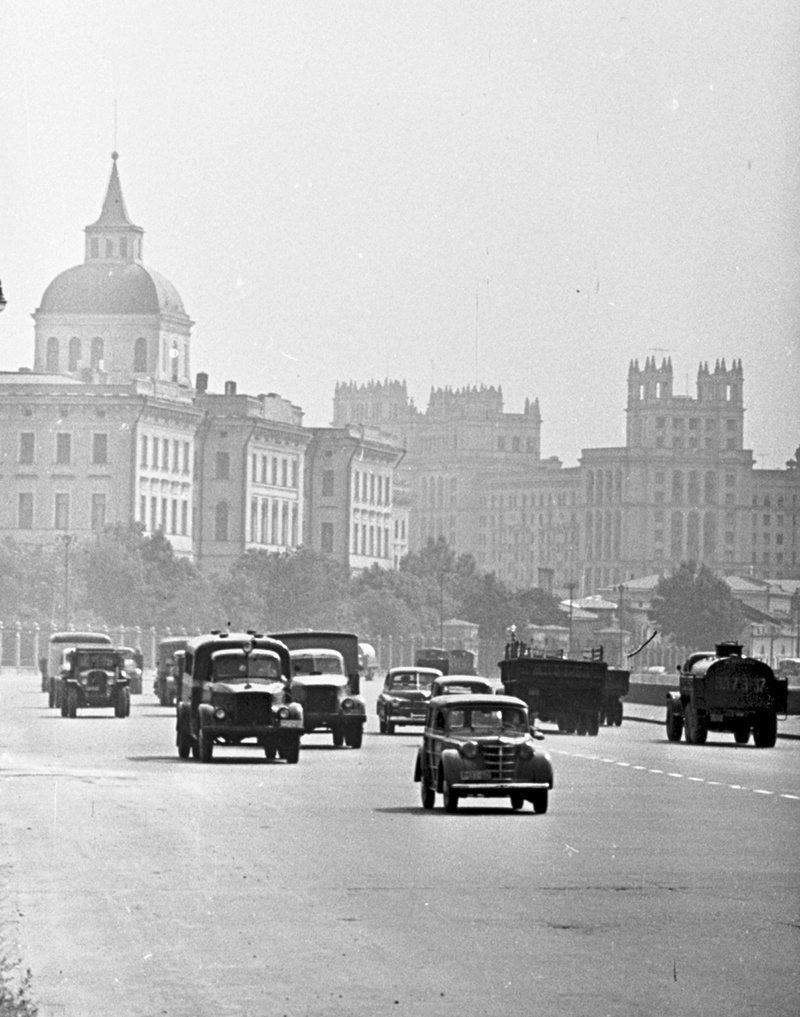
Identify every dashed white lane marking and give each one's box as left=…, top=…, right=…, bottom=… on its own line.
left=552, top=748, right=797, bottom=800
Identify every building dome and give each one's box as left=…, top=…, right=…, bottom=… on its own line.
left=38, top=261, right=186, bottom=316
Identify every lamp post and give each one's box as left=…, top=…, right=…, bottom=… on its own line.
left=567, top=580, right=576, bottom=658
left=60, top=534, right=74, bottom=630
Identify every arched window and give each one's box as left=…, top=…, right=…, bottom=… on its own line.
left=133, top=337, right=148, bottom=373
left=215, top=501, right=229, bottom=542
left=91, top=337, right=104, bottom=369
left=171, top=340, right=179, bottom=382
left=68, top=337, right=81, bottom=371
left=46, top=337, right=59, bottom=373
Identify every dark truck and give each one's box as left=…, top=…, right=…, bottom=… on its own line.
left=60, top=646, right=130, bottom=718
left=666, top=641, right=787, bottom=747
left=498, top=642, right=627, bottom=736
left=270, top=631, right=366, bottom=748
left=175, top=631, right=303, bottom=763
left=154, top=636, right=188, bottom=705
left=414, top=647, right=478, bottom=676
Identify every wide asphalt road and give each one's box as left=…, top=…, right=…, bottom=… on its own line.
left=1, top=667, right=798, bottom=1017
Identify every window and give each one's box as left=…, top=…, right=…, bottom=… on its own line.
left=105, top=239, right=114, bottom=258
left=46, top=337, right=59, bottom=372
left=92, top=433, right=108, bottom=465
left=282, top=459, right=288, bottom=487
left=141, top=436, right=148, bottom=467
left=18, top=493, right=33, bottom=530
left=173, top=441, right=180, bottom=472
left=171, top=341, right=179, bottom=382
left=151, top=497, right=158, bottom=531
left=181, top=500, right=188, bottom=535
left=120, top=237, right=128, bottom=258
left=162, top=439, right=170, bottom=470
left=216, top=451, right=230, bottom=480
left=171, top=499, right=178, bottom=535
left=91, top=337, right=104, bottom=369
left=322, top=470, right=334, bottom=496
left=90, top=237, right=99, bottom=259
left=54, top=493, right=70, bottom=530
left=183, top=442, right=190, bottom=474
left=321, top=522, right=334, bottom=553
left=55, top=433, right=71, bottom=465
left=134, top=337, right=148, bottom=373
left=215, top=502, right=229, bottom=541
left=292, top=459, right=298, bottom=488
left=19, top=432, right=35, bottom=464
left=68, top=337, right=81, bottom=371
left=91, top=493, right=107, bottom=530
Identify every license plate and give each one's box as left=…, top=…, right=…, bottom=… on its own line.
left=463, top=770, right=492, bottom=780
left=279, top=719, right=303, bottom=728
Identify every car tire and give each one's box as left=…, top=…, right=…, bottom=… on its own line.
left=510, top=793, right=525, bottom=810
left=263, top=739, right=277, bottom=760
left=48, top=684, right=55, bottom=709
left=199, top=726, right=214, bottom=763
left=280, top=735, right=301, bottom=764
left=346, top=726, right=363, bottom=749
left=614, top=700, right=624, bottom=726
left=332, top=726, right=344, bottom=748
left=66, top=686, right=78, bottom=719
left=177, top=716, right=192, bottom=758
left=666, top=701, right=683, bottom=742
left=532, top=789, right=548, bottom=814
left=378, top=714, right=386, bottom=734
left=443, top=782, right=459, bottom=813
left=385, top=718, right=395, bottom=736
left=420, top=776, right=435, bottom=810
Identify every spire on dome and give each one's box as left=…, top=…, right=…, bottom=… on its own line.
left=89, top=151, right=137, bottom=228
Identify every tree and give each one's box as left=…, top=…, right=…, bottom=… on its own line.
left=650, top=561, right=744, bottom=648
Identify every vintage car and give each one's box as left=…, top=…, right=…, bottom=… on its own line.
left=118, top=646, right=143, bottom=694
left=154, top=636, right=188, bottom=705
left=377, top=667, right=442, bottom=734
left=45, top=631, right=112, bottom=705
left=414, top=694, right=553, bottom=813
left=430, top=675, right=495, bottom=698
left=60, top=646, right=130, bottom=718
left=176, top=632, right=303, bottom=763
left=288, top=647, right=366, bottom=748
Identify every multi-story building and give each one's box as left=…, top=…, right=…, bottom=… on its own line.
left=333, top=359, right=800, bottom=594
left=303, top=426, right=403, bottom=571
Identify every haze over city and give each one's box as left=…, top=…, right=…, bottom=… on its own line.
left=1, top=0, right=798, bottom=467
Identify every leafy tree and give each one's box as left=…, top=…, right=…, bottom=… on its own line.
left=650, top=561, right=744, bottom=648
left=0, top=538, right=62, bottom=623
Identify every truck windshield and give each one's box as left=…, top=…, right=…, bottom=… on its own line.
left=292, top=654, right=344, bottom=675
left=777, top=660, right=800, bottom=678
left=447, top=707, right=527, bottom=733
left=212, top=655, right=282, bottom=681
left=76, top=652, right=118, bottom=670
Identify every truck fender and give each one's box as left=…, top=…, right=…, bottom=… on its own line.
left=534, top=753, right=554, bottom=788
left=440, top=749, right=462, bottom=789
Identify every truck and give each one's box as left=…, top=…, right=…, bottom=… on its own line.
left=498, top=642, right=625, bottom=736
left=154, top=636, right=188, bottom=705
left=44, top=631, right=113, bottom=708
left=414, top=647, right=478, bottom=676
left=666, top=641, right=787, bottom=747
left=270, top=631, right=366, bottom=748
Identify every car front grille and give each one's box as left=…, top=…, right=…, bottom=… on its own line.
left=229, top=693, right=273, bottom=726
left=479, top=743, right=518, bottom=781
left=302, top=687, right=339, bottom=714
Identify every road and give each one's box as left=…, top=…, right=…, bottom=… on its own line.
left=1, top=668, right=799, bottom=1017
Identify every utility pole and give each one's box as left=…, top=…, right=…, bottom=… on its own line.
left=567, top=580, right=576, bottom=658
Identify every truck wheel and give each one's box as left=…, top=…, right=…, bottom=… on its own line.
left=177, top=715, right=192, bottom=758
left=577, top=714, right=588, bottom=736
left=666, top=702, right=683, bottom=742
left=587, top=712, right=600, bottom=736
left=199, top=726, right=214, bottom=762
left=420, top=775, right=435, bottom=810
left=614, top=700, right=623, bottom=726
left=281, top=736, right=301, bottom=764
left=753, top=713, right=777, bottom=748
left=686, top=707, right=707, bottom=745
left=48, top=683, right=55, bottom=709
left=733, top=722, right=750, bottom=744
left=263, top=738, right=277, bottom=760
left=443, top=781, right=459, bottom=813
left=55, top=681, right=63, bottom=711
left=532, top=789, right=549, bottom=814
left=564, top=715, right=576, bottom=735
left=66, top=686, right=78, bottom=719
left=385, top=718, right=395, bottom=736
left=510, top=793, right=525, bottom=810
left=332, top=725, right=344, bottom=748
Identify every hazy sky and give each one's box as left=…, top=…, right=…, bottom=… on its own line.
left=2, top=0, right=798, bottom=466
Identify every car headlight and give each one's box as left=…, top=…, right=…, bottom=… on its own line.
left=214, top=708, right=227, bottom=721
left=341, top=698, right=355, bottom=711
left=277, top=707, right=290, bottom=719
left=517, top=742, right=534, bottom=760
left=79, top=677, right=88, bottom=685
left=460, top=741, right=479, bottom=760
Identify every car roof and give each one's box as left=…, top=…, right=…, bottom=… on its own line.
left=435, top=675, right=491, bottom=683
left=388, top=667, right=442, bottom=676
left=429, top=693, right=528, bottom=709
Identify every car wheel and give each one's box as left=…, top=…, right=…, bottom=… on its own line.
left=420, top=775, right=435, bottom=810
left=614, top=700, right=624, bottom=726
left=190, top=735, right=200, bottom=759
left=443, top=782, right=459, bottom=813
left=48, top=683, right=55, bottom=709
left=177, top=716, right=192, bottom=758
left=199, top=726, right=214, bottom=763
left=532, top=789, right=548, bottom=814
left=346, top=726, right=363, bottom=749
left=378, top=714, right=386, bottom=734
left=66, top=686, right=78, bottom=719
left=281, top=735, right=301, bottom=764
left=510, top=793, right=525, bottom=810
left=332, top=725, right=344, bottom=747
left=385, top=718, right=395, bottom=736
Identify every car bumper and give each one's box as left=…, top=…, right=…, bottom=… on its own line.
left=450, top=781, right=550, bottom=796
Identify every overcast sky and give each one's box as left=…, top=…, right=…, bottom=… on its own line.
left=1, top=0, right=798, bottom=466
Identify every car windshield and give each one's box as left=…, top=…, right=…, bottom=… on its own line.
left=388, top=672, right=433, bottom=690
left=777, top=659, right=800, bottom=678
left=76, top=652, right=118, bottom=670
left=447, top=707, right=527, bottom=733
left=292, top=654, right=344, bottom=675
left=212, top=653, right=282, bottom=681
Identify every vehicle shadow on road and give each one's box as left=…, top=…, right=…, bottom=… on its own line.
left=376, top=805, right=544, bottom=817
left=127, top=755, right=292, bottom=765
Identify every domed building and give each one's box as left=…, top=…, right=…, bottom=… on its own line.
left=33, top=152, right=193, bottom=390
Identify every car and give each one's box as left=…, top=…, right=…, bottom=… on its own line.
left=175, top=632, right=303, bottom=763
left=117, top=646, right=144, bottom=694
left=60, top=646, right=131, bottom=718
left=430, top=675, right=495, bottom=697
left=377, top=667, right=442, bottom=734
left=154, top=636, right=188, bottom=705
left=414, top=694, right=554, bottom=813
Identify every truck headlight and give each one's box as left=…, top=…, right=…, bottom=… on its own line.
left=518, top=742, right=534, bottom=760
left=214, top=708, right=227, bottom=720
left=341, top=698, right=355, bottom=711
left=460, top=741, right=479, bottom=760
left=277, top=707, right=290, bottom=719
